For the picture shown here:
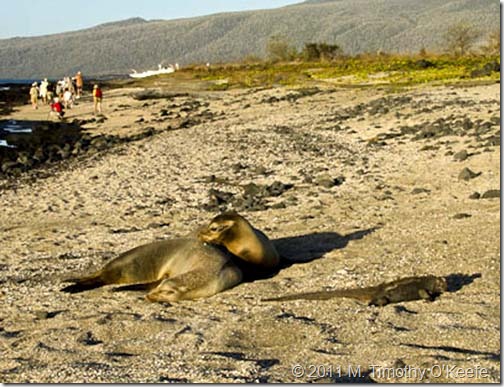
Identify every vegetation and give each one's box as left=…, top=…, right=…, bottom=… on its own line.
left=443, top=22, right=480, bottom=56
left=301, top=43, right=343, bottom=61
left=266, top=35, right=298, bottom=62
left=483, top=28, right=500, bottom=56
left=266, top=39, right=344, bottom=62
left=135, top=51, right=499, bottom=92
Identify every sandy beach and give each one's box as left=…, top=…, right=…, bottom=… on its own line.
left=0, top=80, right=500, bottom=382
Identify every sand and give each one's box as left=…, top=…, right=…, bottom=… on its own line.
left=0, top=80, right=500, bottom=382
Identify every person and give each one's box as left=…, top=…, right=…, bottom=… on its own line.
left=39, top=78, right=49, bottom=104
left=46, top=83, right=54, bottom=104
left=63, top=88, right=74, bottom=109
left=50, top=97, right=65, bottom=119
left=93, top=84, right=102, bottom=115
left=55, top=80, right=64, bottom=99
left=63, top=76, right=75, bottom=94
left=29, top=82, right=39, bottom=109
left=75, top=71, right=83, bottom=98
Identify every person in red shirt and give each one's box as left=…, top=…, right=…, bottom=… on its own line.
left=50, top=97, right=65, bottom=119
left=93, top=84, right=102, bottom=115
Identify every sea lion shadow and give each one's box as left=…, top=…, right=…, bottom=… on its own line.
left=274, top=227, right=379, bottom=265
left=239, top=227, right=379, bottom=282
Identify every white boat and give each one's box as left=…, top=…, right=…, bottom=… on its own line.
left=3, top=127, right=32, bottom=133
left=129, top=64, right=175, bottom=78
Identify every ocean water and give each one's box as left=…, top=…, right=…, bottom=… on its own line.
left=0, top=79, right=41, bottom=91
left=0, top=79, right=39, bottom=85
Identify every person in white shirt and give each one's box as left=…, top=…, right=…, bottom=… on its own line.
left=63, top=88, right=74, bottom=109
left=39, top=78, right=49, bottom=104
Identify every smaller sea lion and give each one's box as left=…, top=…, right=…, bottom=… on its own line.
left=198, top=212, right=280, bottom=269
left=262, top=275, right=447, bottom=306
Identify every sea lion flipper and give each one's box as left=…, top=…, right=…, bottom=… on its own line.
left=60, top=273, right=105, bottom=293
left=111, top=280, right=164, bottom=292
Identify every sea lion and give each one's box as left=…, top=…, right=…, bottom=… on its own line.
left=262, top=275, right=447, bottom=306
left=198, top=212, right=280, bottom=268
left=62, top=212, right=278, bottom=302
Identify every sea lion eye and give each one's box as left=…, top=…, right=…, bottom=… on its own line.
left=209, top=224, right=220, bottom=232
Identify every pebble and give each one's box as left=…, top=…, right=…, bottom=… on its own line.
left=453, top=213, right=472, bottom=219
left=315, top=175, right=345, bottom=188
left=458, top=167, right=481, bottom=181
left=453, top=150, right=469, bottom=161
left=411, top=187, right=431, bottom=195
left=481, top=189, right=500, bottom=199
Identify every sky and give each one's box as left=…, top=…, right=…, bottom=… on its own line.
left=1, top=0, right=302, bottom=39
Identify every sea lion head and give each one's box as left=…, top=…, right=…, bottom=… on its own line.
left=433, top=276, right=448, bottom=293
left=198, top=212, right=244, bottom=245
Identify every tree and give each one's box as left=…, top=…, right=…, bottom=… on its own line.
left=483, top=29, right=500, bottom=56
left=318, top=43, right=342, bottom=60
left=302, top=43, right=321, bottom=61
left=302, top=42, right=342, bottom=61
left=444, top=22, right=480, bottom=56
left=266, top=35, right=298, bottom=62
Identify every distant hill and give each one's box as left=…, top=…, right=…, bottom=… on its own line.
left=0, top=0, right=498, bottom=79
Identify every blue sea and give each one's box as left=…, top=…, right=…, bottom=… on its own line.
left=0, top=79, right=40, bottom=85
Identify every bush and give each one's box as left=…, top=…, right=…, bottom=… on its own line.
left=302, top=42, right=342, bottom=61
left=482, top=29, right=500, bottom=56
left=266, top=35, right=298, bottom=62
left=444, top=22, right=480, bottom=56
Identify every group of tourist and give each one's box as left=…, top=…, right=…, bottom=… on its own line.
left=29, top=71, right=102, bottom=119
